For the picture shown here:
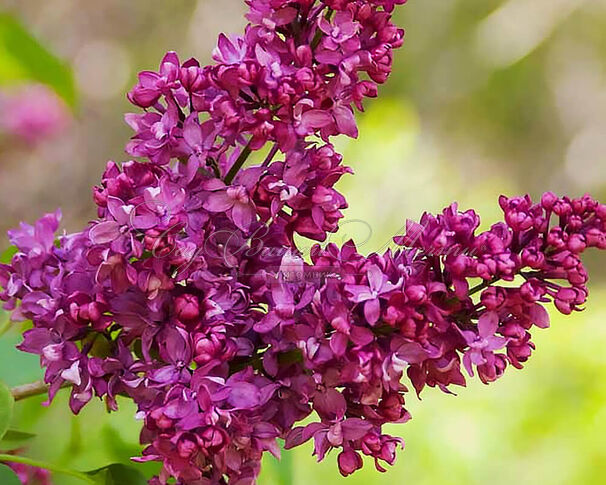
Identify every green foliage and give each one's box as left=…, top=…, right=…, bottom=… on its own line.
left=0, top=381, right=14, bottom=440
left=264, top=443, right=293, bottom=485
left=0, top=310, right=9, bottom=337
left=0, top=246, right=16, bottom=264
left=0, top=13, right=75, bottom=105
left=0, top=331, right=42, bottom=387
left=0, top=430, right=36, bottom=449
left=86, top=463, right=148, bottom=485
left=101, top=424, right=159, bottom=478
left=0, top=464, right=21, bottom=485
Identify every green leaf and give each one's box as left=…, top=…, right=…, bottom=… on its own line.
left=0, top=332, right=42, bottom=386
left=0, top=311, right=9, bottom=337
left=0, top=14, right=76, bottom=106
left=0, top=381, right=14, bottom=440
left=87, top=463, right=147, bottom=485
left=100, top=424, right=159, bottom=478
left=0, top=246, right=17, bottom=265
left=0, top=430, right=36, bottom=449
left=0, top=464, right=21, bottom=485
left=265, top=443, right=293, bottom=485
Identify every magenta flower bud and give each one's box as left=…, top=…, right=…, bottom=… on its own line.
left=405, top=285, right=426, bottom=303
left=541, top=191, right=558, bottom=210
left=87, top=302, right=103, bottom=322
left=174, top=294, right=200, bottom=323
left=377, top=438, right=400, bottom=465
left=448, top=253, right=469, bottom=275
left=144, top=229, right=176, bottom=258
left=501, top=321, right=526, bottom=340
left=554, top=287, right=579, bottom=315
left=553, top=199, right=572, bottom=217
left=337, top=449, right=363, bottom=477
left=180, top=58, right=204, bottom=92
left=507, top=212, right=533, bottom=232
left=361, top=432, right=382, bottom=456
left=177, top=435, right=199, bottom=459
left=93, top=186, right=108, bottom=208
left=585, top=227, right=606, bottom=249
left=565, top=215, right=583, bottom=231
left=507, top=341, right=534, bottom=368
left=377, top=393, right=409, bottom=422
left=521, top=246, right=545, bottom=269
left=520, top=281, right=545, bottom=302
left=150, top=409, right=173, bottom=430
left=567, top=266, right=588, bottom=286
left=567, top=234, right=586, bottom=254
left=295, top=45, right=312, bottom=66
left=547, top=227, right=567, bottom=249
left=477, top=353, right=507, bottom=384
left=193, top=330, right=236, bottom=365
left=480, top=287, right=506, bottom=310
left=193, top=336, right=218, bottom=364
left=200, top=426, right=227, bottom=454
left=570, top=196, right=589, bottom=214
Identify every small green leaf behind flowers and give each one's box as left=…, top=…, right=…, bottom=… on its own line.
left=0, top=15, right=76, bottom=106
left=0, top=430, right=36, bottom=450
left=0, top=380, right=15, bottom=440
left=0, top=464, right=21, bottom=485
left=86, top=463, right=148, bottom=485
left=0, top=246, right=17, bottom=264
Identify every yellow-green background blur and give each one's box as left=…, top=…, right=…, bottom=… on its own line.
left=0, top=0, right=605, bottom=484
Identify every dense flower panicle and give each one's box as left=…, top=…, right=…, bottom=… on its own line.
left=1, top=1, right=605, bottom=484
left=126, top=0, right=405, bottom=164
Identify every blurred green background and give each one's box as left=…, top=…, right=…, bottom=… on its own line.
left=0, top=0, right=605, bottom=484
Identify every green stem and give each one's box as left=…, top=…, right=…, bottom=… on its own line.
left=0, top=454, right=96, bottom=484
left=262, top=143, right=280, bottom=167
left=224, top=141, right=253, bottom=184
left=468, top=277, right=500, bottom=296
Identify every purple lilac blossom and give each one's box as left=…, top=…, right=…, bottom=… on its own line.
left=1, top=1, right=606, bottom=484
left=0, top=84, right=69, bottom=144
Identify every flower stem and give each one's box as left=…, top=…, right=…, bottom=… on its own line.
left=262, top=143, right=279, bottom=167
left=11, top=380, right=69, bottom=402
left=11, top=381, right=49, bottom=401
left=224, top=141, right=253, bottom=184
left=468, top=277, right=500, bottom=296
left=0, top=454, right=96, bottom=484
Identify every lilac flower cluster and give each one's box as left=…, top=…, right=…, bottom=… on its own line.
left=126, top=0, right=404, bottom=164
left=0, top=84, right=69, bottom=145
left=1, top=1, right=605, bottom=484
